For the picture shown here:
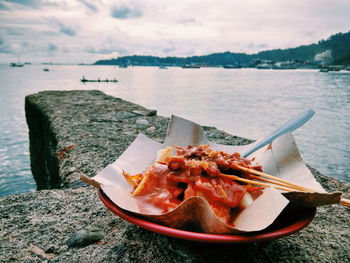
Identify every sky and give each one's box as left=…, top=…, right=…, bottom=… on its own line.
left=0, top=0, right=349, bottom=64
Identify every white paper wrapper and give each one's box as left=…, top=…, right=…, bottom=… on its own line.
left=90, top=115, right=341, bottom=234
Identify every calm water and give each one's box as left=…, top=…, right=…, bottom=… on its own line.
left=0, top=65, right=349, bottom=196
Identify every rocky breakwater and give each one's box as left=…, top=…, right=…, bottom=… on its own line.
left=1, top=90, right=349, bottom=262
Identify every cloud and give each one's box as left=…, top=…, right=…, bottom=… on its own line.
left=177, top=18, right=201, bottom=26
left=48, top=18, right=78, bottom=37
left=0, top=2, right=11, bottom=10
left=257, top=43, right=269, bottom=49
left=83, top=35, right=129, bottom=55
left=110, top=4, right=142, bottom=19
left=0, top=38, right=28, bottom=54
left=61, top=47, right=70, bottom=53
left=163, top=46, right=176, bottom=53
left=0, top=35, right=12, bottom=53
left=301, top=30, right=316, bottom=36
left=4, top=0, right=57, bottom=9
left=5, top=27, right=26, bottom=36
left=247, top=42, right=270, bottom=50
left=77, top=0, right=98, bottom=13
left=184, top=49, right=195, bottom=56
left=47, top=42, right=58, bottom=52
left=47, top=42, right=58, bottom=56
left=85, top=45, right=128, bottom=55
left=5, top=0, right=42, bottom=8
left=0, top=46, right=12, bottom=54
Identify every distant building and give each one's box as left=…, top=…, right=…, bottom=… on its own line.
left=314, top=50, right=333, bottom=65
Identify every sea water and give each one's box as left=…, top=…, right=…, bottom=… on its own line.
left=0, top=65, right=349, bottom=196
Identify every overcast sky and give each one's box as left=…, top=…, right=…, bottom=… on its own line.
left=0, top=0, right=349, bottom=64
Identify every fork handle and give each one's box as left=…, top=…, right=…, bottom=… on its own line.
left=242, top=109, right=316, bottom=157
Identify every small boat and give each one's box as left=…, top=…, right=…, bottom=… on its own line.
left=328, top=66, right=341, bottom=71
left=181, top=64, right=200, bottom=68
left=272, top=65, right=297, bottom=70
left=256, top=64, right=272, bottom=69
left=9, top=62, right=24, bottom=67
left=319, top=68, right=329, bottom=72
left=43, top=68, right=50, bottom=72
left=223, top=64, right=242, bottom=69
left=81, top=77, right=118, bottom=83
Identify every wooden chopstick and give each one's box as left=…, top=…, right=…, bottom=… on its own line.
left=234, top=164, right=315, bottom=192
left=220, top=173, right=297, bottom=192
left=233, top=164, right=350, bottom=208
left=340, top=198, right=350, bottom=207
left=250, top=174, right=294, bottom=189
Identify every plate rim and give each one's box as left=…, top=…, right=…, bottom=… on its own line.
left=98, top=188, right=316, bottom=244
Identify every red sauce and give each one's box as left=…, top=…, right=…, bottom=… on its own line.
left=124, top=145, right=263, bottom=225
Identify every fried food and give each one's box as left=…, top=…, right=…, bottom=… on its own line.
left=123, top=145, right=263, bottom=226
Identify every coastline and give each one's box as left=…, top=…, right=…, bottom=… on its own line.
left=0, top=90, right=349, bottom=262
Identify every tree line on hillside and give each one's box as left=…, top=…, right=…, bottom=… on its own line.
left=94, top=31, right=350, bottom=66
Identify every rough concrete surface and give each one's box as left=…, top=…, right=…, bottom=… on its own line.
left=1, top=90, right=349, bottom=262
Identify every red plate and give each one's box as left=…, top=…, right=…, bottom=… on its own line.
left=98, top=189, right=316, bottom=243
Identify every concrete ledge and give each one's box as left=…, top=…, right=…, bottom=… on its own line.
left=1, top=90, right=349, bottom=262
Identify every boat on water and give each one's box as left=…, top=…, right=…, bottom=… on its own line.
left=223, top=64, right=242, bottom=69
left=272, top=65, right=297, bottom=70
left=319, top=68, right=329, bottom=72
left=9, top=62, right=24, bottom=67
left=43, top=68, right=50, bottom=72
left=272, top=66, right=297, bottom=70
left=256, top=64, right=273, bottom=69
left=319, top=65, right=343, bottom=72
left=181, top=64, right=200, bottom=68
left=81, top=77, right=118, bottom=83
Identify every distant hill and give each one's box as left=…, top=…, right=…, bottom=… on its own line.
left=95, top=52, right=251, bottom=66
left=253, top=31, right=350, bottom=64
left=94, top=31, right=350, bottom=66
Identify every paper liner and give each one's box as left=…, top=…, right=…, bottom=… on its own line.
left=144, top=187, right=288, bottom=234
left=91, top=115, right=341, bottom=234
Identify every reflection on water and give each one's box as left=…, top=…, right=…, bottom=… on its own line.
left=0, top=65, right=349, bottom=196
